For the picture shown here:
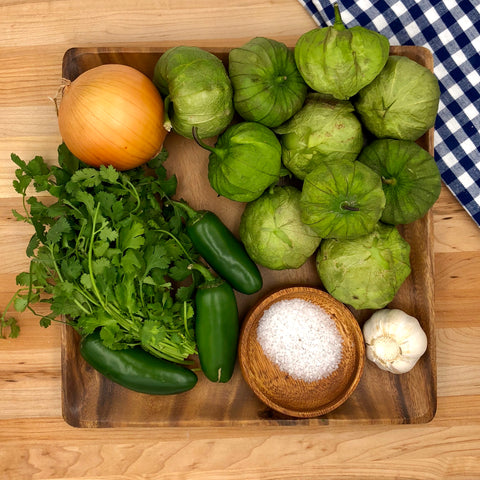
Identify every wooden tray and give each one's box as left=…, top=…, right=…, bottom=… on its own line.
left=61, top=45, right=436, bottom=427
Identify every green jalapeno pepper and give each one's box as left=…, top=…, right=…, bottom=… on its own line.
left=173, top=201, right=263, bottom=295
left=80, top=331, right=198, bottom=395
left=190, top=263, right=239, bottom=383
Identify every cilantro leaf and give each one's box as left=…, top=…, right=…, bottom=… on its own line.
left=144, top=244, right=170, bottom=276
left=168, top=258, right=192, bottom=282
left=60, top=258, right=83, bottom=281
left=46, top=217, right=71, bottom=244
left=13, top=296, right=28, bottom=312
left=92, top=257, right=111, bottom=275
left=70, top=168, right=101, bottom=188
left=118, top=219, right=145, bottom=251
left=80, top=273, right=93, bottom=290
left=99, top=165, right=120, bottom=184
left=57, top=142, right=80, bottom=174
left=99, top=225, right=118, bottom=242
left=96, top=191, right=117, bottom=218
left=72, top=190, right=96, bottom=216
left=176, top=283, right=195, bottom=302
left=25, top=234, right=40, bottom=257
left=120, top=249, right=143, bottom=275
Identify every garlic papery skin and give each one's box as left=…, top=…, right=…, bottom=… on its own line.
left=362, top=309, right=428, bottom=374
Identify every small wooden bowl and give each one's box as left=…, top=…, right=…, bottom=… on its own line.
left=238, top=287, right=365, bottom=418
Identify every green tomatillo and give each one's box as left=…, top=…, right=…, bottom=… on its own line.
left=228, top=37, right=308, bottom=128
left=294, top=3, right=390, bottom=100
left=357, top=138, right=442, bottom=224
left=239, top=185, right=321, bottom=270
left=192, top=122, right=282, bottom=203
left=300, top=159, right=386, bottom=240
left=354, top=55, right=440, bottom=141
left=153, top=46, right=234, bottom=139
left=275, top=93, right=364, bottom=180
left=317, top=223, right=411, bottom=310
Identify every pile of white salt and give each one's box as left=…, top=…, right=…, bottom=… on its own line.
left=256, top=298, right=344, bottom=382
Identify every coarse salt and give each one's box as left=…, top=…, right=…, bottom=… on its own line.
left=256, top=298, right=343, bottom=382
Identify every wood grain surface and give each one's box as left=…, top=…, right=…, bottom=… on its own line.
left=1, top=1, right=480, bottom=479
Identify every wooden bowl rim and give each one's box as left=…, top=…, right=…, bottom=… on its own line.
left=239, top=286, right=365, bottom=418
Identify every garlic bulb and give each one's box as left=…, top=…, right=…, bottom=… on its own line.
left=362, top=309, right=428, bottom=374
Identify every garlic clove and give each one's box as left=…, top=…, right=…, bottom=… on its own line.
left=398, top=328, right=428, bottom=357
left=389, top=357, right=423, bottom=374
left=365, top=348, right=390, bottom=371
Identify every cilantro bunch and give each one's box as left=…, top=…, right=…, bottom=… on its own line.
left=1, top=144, right=199, bottom=363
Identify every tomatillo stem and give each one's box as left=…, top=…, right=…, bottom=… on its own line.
left=382, top=176, right=397, bottom=186
left=163, top=95, right=173, bottom=132
left=341, top=202, right=360, bottom=212
left=192, top=126, right=216, bottom=154
left=333, top=3, right=346, bottom=31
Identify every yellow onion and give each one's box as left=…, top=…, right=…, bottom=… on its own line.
left=58, top=64, right=167, bottom=171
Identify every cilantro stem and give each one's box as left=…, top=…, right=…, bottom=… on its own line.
left=88, top=204, right=106, bottom=309
left=156, top=229, right=195, bottom=263
left=122, top=177, right=141, bottom=214
left=72, top=283, right=100, bottom=308
left=86, top=202, right=142, bottom=337
left=183, top=301, right=193, bottom=342
left=72, top=298, right=93, bottom=315
left=26, top=305, right=65, bottom=326
left=1, top=289, right=23, bottom=318
left=25, top=260, right=36, bottom=308
left=63, top=199, right=84, bottom=218
left=47, top=243, right=64, bottom=284
left=21, top=194, right=31, bottom=224
left=0, top=290, right=22, bottom=338
left=144, top=339, right=196, bottom=364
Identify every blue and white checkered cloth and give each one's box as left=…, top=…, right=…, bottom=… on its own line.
left=297, top=0, right=480, bottom=227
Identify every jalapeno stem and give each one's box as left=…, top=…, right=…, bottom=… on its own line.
left=170, top=200, right=199, bottom=221
left=188, top=263, right=224, bottom=288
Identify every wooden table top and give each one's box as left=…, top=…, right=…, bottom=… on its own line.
left=1, top=1, right=479, bottom=479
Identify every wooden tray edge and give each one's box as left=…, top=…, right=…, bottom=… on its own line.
left=59, top=44, right=438, bottom=428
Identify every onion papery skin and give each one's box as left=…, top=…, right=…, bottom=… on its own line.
left=58, top=64, right=167, bottom=171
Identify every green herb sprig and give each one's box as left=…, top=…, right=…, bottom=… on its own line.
left=1, top=144, right=199, bottom=363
